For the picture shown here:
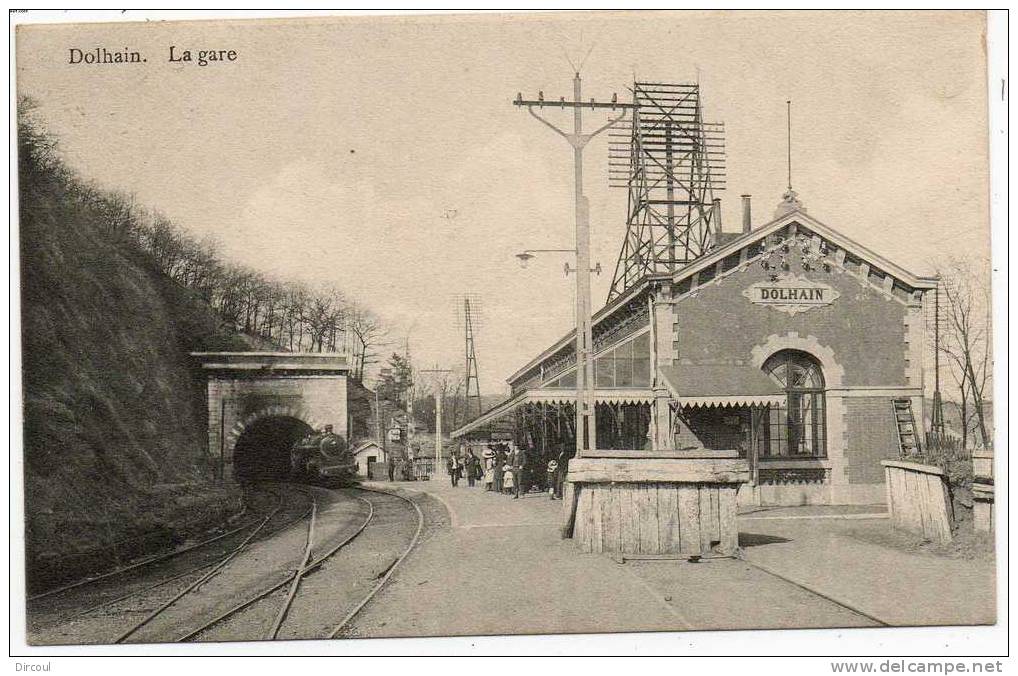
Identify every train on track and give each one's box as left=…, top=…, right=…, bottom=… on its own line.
left=290, top=425, right=358, bottom=486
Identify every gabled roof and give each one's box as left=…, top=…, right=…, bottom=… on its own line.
left=673, top=208, right=938, bottom=291
left=352, top=440, right=384, bottom=455
left=504, top=207, right=936, bottom=388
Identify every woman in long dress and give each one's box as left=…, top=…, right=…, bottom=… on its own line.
left=482, top=447, right=495, bottom=491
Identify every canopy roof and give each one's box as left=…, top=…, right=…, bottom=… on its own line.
left=659, top=363, right=785, bottom=408
left=450, top=388, right=654, bottom=439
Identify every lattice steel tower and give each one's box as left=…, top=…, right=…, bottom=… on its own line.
left=458, top=296, right=483, bottom=425
left=607, top=82, right=726, bottom=302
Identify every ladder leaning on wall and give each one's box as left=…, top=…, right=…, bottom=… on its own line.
left=892, top=399, right=922, bottom=459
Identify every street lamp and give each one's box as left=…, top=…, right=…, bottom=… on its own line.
left=513, top=73, right=630, bottom=460
left=514, top=249, right=601, bottom=277
left=515, top=248, right=575, bottom=269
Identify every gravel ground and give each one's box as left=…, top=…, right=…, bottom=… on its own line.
left=345, top=480, right=995, bottom=637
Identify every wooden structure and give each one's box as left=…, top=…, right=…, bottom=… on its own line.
left=892, top=398, right=921, bottom=458
left=882, top=460, right=954, bottom=544
left=568, top=453, right=748, bottom=556
left=971, top=447, right=994, bottom=533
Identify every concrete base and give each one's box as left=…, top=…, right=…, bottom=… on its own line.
left=972, top=482, right=994, bottom=533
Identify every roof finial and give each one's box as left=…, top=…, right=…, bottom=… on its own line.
left=787, top=99, right=792, bottom=191
left=775, top=99, right=806, bottom=218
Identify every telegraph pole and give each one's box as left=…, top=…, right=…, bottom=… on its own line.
left=513, top=73, right=632, bottom=458
left=419, top=366, right=453, bottom=468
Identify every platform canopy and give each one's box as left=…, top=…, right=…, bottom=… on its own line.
left=658, top=363, right=784, bottom=408
left=450, top=387, right=654, bottom=439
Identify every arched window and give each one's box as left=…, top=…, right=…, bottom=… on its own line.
left=761, top=350, right=826, bottom=458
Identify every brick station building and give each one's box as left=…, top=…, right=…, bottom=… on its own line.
left=453, top=194, right=937, bottom=506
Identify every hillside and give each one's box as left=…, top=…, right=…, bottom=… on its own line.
left=19, top=122, right=252, bottom=590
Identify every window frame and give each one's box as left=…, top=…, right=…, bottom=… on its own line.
left=761, top=350, right=827, bottom=459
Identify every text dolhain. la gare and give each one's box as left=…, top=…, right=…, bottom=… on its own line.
left=69, top=46, right=237, bottom=66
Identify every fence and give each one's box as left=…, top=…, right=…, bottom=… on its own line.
left=971, top=447, right=994, bottom=533
left=881, top=460, right=954, bottom=544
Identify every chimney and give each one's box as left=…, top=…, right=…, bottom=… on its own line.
left=741, top=194, right=752, bottom=234
left=712, top=198, right=722, bottom=232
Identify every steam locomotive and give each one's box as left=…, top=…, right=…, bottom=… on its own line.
left=290, top=425, right=358, bottom=486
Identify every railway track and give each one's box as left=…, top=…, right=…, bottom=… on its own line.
left=29, top=484, right=424, bottom=644
left=735, top=554, right=891, bottom=627
left=27, top=483, right=285, bottom=604
left=113, top=494, right=289, bottom=644
left=27, top=483, right=314, bottom=629
left=178, top=485, right=423, bottom=643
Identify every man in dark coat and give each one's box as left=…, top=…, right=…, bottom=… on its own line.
left=552, top=446, right=568, bottom=499
left=493, top=443, right=506, bottom=493
left=387, top=453, right=396, bottom=481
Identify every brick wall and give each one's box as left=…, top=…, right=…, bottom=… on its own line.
left=844, top=397, right=899, bottom=484
left=671, top=262, right=909, bottom=386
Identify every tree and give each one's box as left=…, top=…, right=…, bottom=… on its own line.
left=346, top=303, right=387, bottom=380
left=936, top=258, right=992, bottom=448
left=377, top=353, right=414, bottom=408
left=17, top=105, right=399, bottom=362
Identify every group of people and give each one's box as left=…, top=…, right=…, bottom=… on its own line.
left=385, top=444, right=424, bottom=482
left=444, top=442, right=568, bottom=500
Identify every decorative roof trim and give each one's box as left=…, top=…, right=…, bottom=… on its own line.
left=672, top=209, right=937, bottom=292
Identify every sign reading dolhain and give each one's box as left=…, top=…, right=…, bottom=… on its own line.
left=742, top=274, right=840, bottom=315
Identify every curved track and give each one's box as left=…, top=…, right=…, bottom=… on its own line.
left=180, top=485, right=422, bottom=643
left=328, top=487, right=424, bottom=637
left=113, top=492, right=290, bottom=643
left=29, top=483, right=426, bottom=645
left=27, top=484, right=283, bottom=604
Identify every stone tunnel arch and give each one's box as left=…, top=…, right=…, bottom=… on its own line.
left=192, top=352, right=351, bottom=483
left=230, top=407, right=319, bottom=481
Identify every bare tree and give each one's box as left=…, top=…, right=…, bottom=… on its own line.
left=347, top=303, right=387, bottom=380
left=936, top=258, right=992, bottom=447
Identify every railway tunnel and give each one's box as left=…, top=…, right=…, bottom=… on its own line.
left=232, top=415, right=313, bottom=481
left=191, top=352, right=351, bottom=484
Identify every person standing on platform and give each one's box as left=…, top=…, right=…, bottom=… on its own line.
left=509, top=444, right=526, bottom=499
left=387, top=453, right=395, bottom=482
left=482, top=447, right=495, bottom=491
left=493, top=444, right=506, bottom=494
left=546, top=459, right=559, bottom=499
left=465, top=448, right=479, bottom=487
left=447, top=452, right=461, bottom=487
left=502, top=462, right=514, bottom=495
left=554, top=446, right=569, bottom=499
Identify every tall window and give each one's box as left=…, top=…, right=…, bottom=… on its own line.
left=761, top=350, right=826, bottom=458
left=593, top=332, right=651, bottom=388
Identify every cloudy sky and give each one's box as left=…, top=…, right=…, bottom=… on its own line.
left=16, top=11, right=989, bottom=394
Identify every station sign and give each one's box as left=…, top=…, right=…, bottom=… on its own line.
left=388, top=427, right=402, bottom=442
left=743, top=274, right=840, bottom=316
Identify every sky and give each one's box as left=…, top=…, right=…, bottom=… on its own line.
left=16, top=11, right=990, bottom=395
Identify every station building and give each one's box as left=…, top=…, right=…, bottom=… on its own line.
left=452, top=194, right=937, bottom=506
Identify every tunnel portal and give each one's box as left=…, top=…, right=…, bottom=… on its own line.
left=232, top=416, right=312, bottom=481
left=191, top=352, right=351, bottom=484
